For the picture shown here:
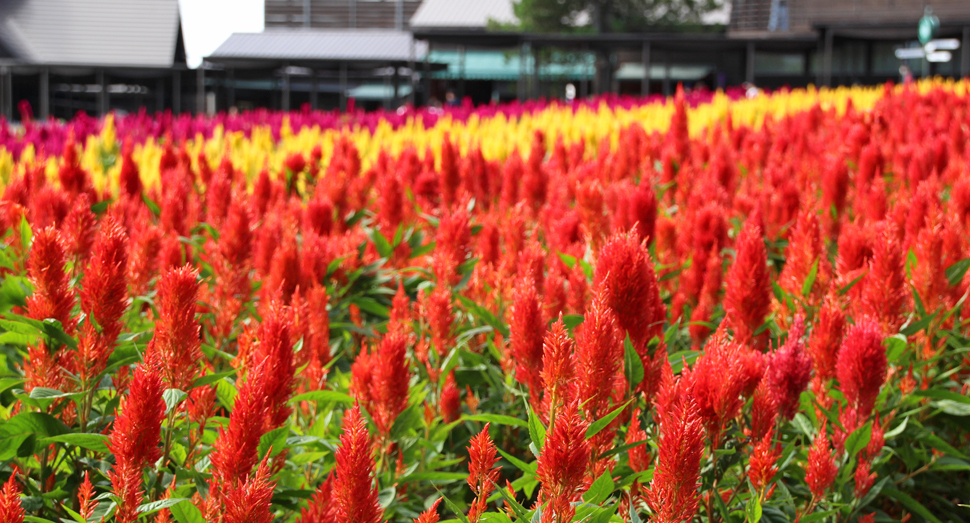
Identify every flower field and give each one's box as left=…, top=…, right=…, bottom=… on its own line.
left=0, top=79, right=968, bottom=523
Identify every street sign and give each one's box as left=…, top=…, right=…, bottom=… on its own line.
left=918, top=10, right=940, bottom=45
left=895, top=48, right=926, bottom=59
left=925, top=38, right=960, bottom=52
left=927, top=51, right=952, bottom=63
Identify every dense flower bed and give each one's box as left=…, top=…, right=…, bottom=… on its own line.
left=0, top=79, right=967, bottom=523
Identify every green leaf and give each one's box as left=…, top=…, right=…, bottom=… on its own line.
left=351, top=296, right=389, bottom=318
left=39, top=433, right=110, bottom=453
left=589, top=505, right=618, bottom=523
left=801, top=258, right=819, bottom=297
left=398, top=472, right=469, bottom=483
left=463, top=414, right=528, bottom=428
left=912, top=389, right=970, bottom=405
left=163, top=389, right=188, bottom=414
left=582, top=471, right=614, bottom=505
left=19, top=215, right=32, bottom=250
left=371, top=229, right=394, bottom=259
left=920, top=432, right=969, bottom=459
left=28, top=387, right=81, bottom=400
left=528, top=407, right=547, bottom=452
left=458, top=295, right=509, bottom=337
left=945, top=258, right=970, bottom=286
left=258, top=426, right=289, bottom=458
left=0, top=412, right=71, bottom=438
left=900, top=312, right=935, bottom=336
left=490, top=480, right=531, bottom=522
left=496, top=448, right=537, bottom=474
left=882, top=488, right=944, bottom=523
left=745, top=494, right=762, bottom=523
left=586, top=400, right=632, bottom=440
left=289, top=390, right=355, bottom=404
left=378, top=486, right=396, bottom=509
left=843, top=422, right=872, bottom=459
left=800, top=509, right=839, bottom=523
left=624, top=336, right=644, bottom=391
left=935, top=400, right=970, bottom=416
left=192, top=370, right=236, bottom=389
left=560, top=314, right=584, bottom=329
left=837, top=272, right=865, bottom=296
left=169, top=498, right=205, bottom=523
left=436, top=489, right=472, bottom=523
left=138, top=498, right=191, bottom=515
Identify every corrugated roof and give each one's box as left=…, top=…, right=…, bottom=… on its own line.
left=0, top=0, right=181, bottom=67
left=409, top=0, right=517, bottom=29
left=209, top=30, right=426, bottom=63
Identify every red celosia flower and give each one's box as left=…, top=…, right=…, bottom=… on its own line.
left=541, top=317, right=575, bottom=418
left=509, top=279, right=545, bottom=394
left=441, top=372, right=461, bottom=423
left=779, top=209, right=829, bottom=310
left=535, top=403, right=591, bottom=523
left=77, top=471, right=95, bottom=519
left=687, top=329, right=758, bottom=447
left=750, top=379, right=777, bottom=443
left=77, top=216, right=129, bottom=384
left=298, top=475, right=337, bottom=523
left=433, top=206, right=471, bottom=286
left=369, top=331, right=410, bottom=437
left=865, top=415, right=885, bottom=460
left=333, top=405, right=382, bottom=523
left=765, top=317, right=812, bottom=421
left=836, top=318, right=886, bottom=431
left=645, top=395, right=704, bottom=523
left=853, top=457, right=877, bottom=499
left=210, top=366, right=269, bottom=486
left=440, top=136, right=461, bottom=207
left=594, top=232, right=665, bottom=351
left=108, top=364, right=166, bottom=523
left=119, top=140, right=142, bottom=197
left=626, top=410, right=651, bottom=473
left=860, top=221, right=905, bottom=333
left=467, top=424, right=501, bottom=523
left=808, top=294, right=845, bottom=384
left=425, top=285, right=454, bottom=360
left=415, top=498, right=442, bottom=523
left=805, top=431, right=838, bottom=498
left=749, top=430, right=782, bottom=495
left=26, top=226, right=76, bottom=332
left=724, top=216, right=771, bottom=346
left=252, top=303, right=296, bottom=429
left=574, top=299, right=623, bottom=418
left=147, top=265, right=201, bottom=391
left=0, top=472, right=24, bottom=523
left=62, top=193, right=97, bottom=264
left=222, top=456, right=276, bottom=523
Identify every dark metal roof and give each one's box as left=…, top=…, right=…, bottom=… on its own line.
left=208, top=30, right=429, bottom=68
left=0, top=0, right=182, bottom=68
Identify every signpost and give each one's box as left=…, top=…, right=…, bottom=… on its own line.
left=895, top=8, right=960, bottom=74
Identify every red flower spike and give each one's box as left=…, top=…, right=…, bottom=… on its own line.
left=724, top=216, right=771, bottom=346
left=748, top=430, right=782, bottom=495
left=369, top=331, right=410, bottom=438
left=509, top=279, right=545, bottom=395
left=467, top=424, right=501, bottom=523
left=687, top=329, right=753, bottom=447
left=209, top=367, right=269, bottom=485
left=107, top=364, right=166, bottom=523
left=836, top=319, right=886, bottom=431
left=765, top=317, right=812, bottom=421
left=441, top=372, right=461, bottom=423
left=626, top=410, right=651, bottom=473
left=147, top=265, right=201, bottom=391
left=77, top=471, right=95, bottom=519
left=594, top=232, right=665, bottom=351
left=808, top=294, right=845, bottom=384
left=645, top=395, right=704, bottom=523
left=805, top=431, right=838, bottom=498
left=750, top=379, right=778, bottom=443
left=860, top=221, right=906, bottom=333
left=222, top=456, right=276, bottom=523
left=298, top=474, right=337, bottom=523
left=853, top=458, right=877, bottom=499
left=26, top=226, right=76, bottom=333
left=540, top=317, right=575, bottom=419
left=574, top=299, right=623, bottom=418
left=415, top=498, right=443, bottom=523
left=535, top=403, right=591, bottom=523
left=0, top=472, right=24, bottom=523
left=334, top=405, right=382, bottom=523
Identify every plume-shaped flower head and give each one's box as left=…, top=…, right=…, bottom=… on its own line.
left=334, top=405, right=382, bottom=523
left=805, top=431, right=838, bottom=498
left=467, top=424, right=501, bottom=523
left=724, top=215, right=771, bottom=345
left=148, top=265, right=201, bottom=390
left=594, top=232, right=665, bottom=350
left=0, top=472, right=24, bottom=523
left=765, top=317, right=812, bottom=421
left=535, top=403, right=591, bottom=523
left=836, top=318, right=886, bottom=430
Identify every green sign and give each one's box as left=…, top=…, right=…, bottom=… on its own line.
left=919, top=13, right=939, bottom=45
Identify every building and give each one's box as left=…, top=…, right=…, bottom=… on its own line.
left=0, top=0, right=192, bottom=120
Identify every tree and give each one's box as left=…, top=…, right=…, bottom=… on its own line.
left=511, top=0, right=725, bottom=34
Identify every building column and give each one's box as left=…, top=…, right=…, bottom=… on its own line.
left=173, top=70, right=181, bottom=114
left=962, top=26, right=970, bottom=78
left=0, top=67, right=9, bottom=120
left=423, top=41, right=432, bottom=106
left=518, top=42, right=527, bottom=101
left=393, top=65, right=401, bottom=108
left=339, top=62, right=348, bottom=111
left=533, top=45, right=541, bottom=99
left=458, top=45, right=466, bottom=100
left=39, top=67, right=49, bottom=120
left=746, top=41, right=756, bottom=84
left=155, top=77, right=165, bottom=112
left=823, top=27, right=834, bottom=87
left=309, top=69, right=318, bottom=110
left=663, top=56, right=671, bottom=97
left=581, top=43, right=590, bottom=98
left=196, top=65, right=205, bottom=114
left=97, top=69, right=108, bottom=116
left=641, top=41, right=651, bottom=96
left=282, top=63, right=291, bottom=111
left=227, top=68, right=236, bottom=109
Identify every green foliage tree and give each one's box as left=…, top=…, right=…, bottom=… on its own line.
left=511, top=0, right=725, bottom=33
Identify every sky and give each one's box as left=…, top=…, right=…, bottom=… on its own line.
left=179, top=0, right=265, bottom=68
